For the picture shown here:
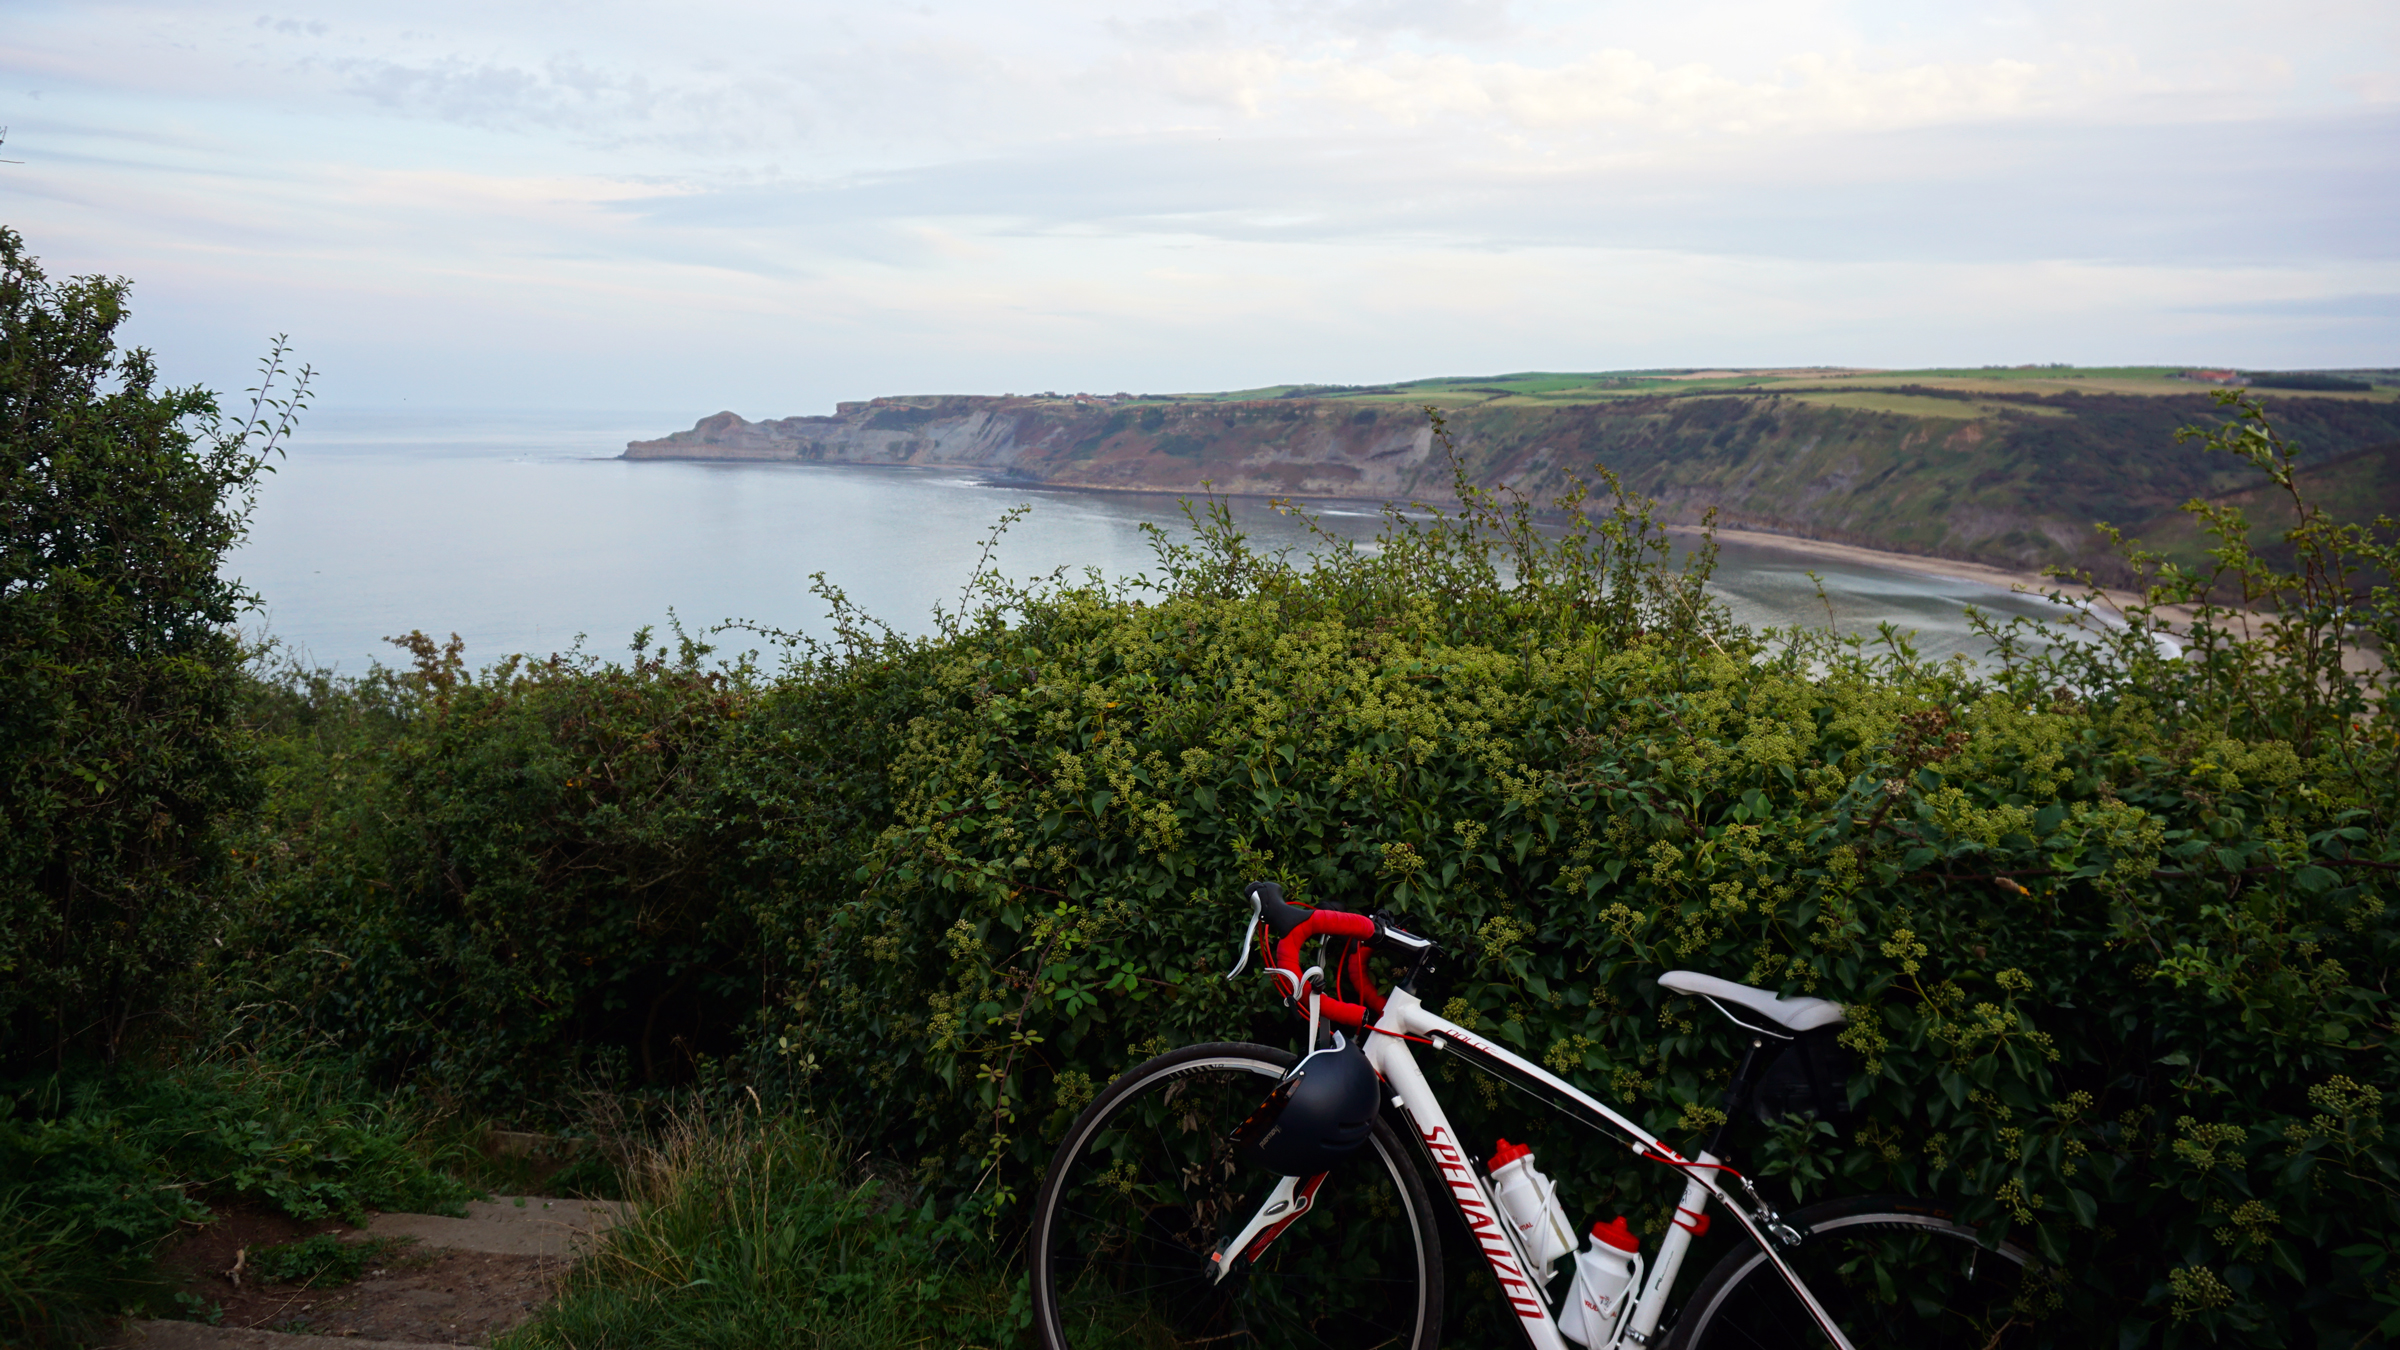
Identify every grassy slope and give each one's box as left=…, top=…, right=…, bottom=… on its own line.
left=1168, top=365, right=2400, bottom=407
left=783, top=369, right=2400, bottom=580
left=2121, top=436, right=2400, bottom=580
left=1172, top=373, right=2400, bottom=579
left=1120, top=383, right=2399, bottom=581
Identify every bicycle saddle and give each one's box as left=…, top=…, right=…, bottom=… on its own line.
left=1658, top=971, right=1846, bottom=1036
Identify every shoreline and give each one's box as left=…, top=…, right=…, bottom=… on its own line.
left=621, top=453, right=2197, bottom=628
left=637, top=457, right=2130, bottom=603
left=1680, top=523, right=2196, bottom=630
left=1684, top=527, right=2356, bottom=666
left=1679, top=525, right=2071, bottom=598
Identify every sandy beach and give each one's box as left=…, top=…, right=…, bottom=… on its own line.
left=1679, top=524, right=2217, bottom=637
left=1691, top=524, right=2392, bottom=676
left=1689, top=525, right=2066, bottom=596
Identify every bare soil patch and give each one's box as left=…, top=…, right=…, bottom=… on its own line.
left=137, top=1202, right=579, bottom=1346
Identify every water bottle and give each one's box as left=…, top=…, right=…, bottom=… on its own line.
left=1485, top=1138, right=1576, bottom=1275
left=1559, top=1216, right=1643, bottom=1347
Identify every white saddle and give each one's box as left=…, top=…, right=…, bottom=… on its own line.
left=1658, top=970, right=1846, bottom=1035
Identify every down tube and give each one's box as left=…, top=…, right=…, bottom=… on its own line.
left=1397, top=1008, right=1858, bottom=1350
left=1367, top=1032, right=1573, bottom=1350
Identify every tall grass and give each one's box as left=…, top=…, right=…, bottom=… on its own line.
left=0, top=1188, right=169, bottom=1348
left=501, top=1102, right=1018, bottom=1350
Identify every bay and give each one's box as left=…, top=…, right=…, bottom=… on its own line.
left=228, top=409, right=2072, bottom=672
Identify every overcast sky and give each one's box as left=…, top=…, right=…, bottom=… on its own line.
left=6, top=1, right=2396, bottom=413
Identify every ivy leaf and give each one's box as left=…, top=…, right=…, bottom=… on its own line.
left=2065, top=1187, right=2098, bottom=1228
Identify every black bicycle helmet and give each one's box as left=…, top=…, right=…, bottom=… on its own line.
left=1233, top=1035, right=1382, bottom=1175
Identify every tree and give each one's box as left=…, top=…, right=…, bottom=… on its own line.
left=0, top=227, right=306, bottom=1066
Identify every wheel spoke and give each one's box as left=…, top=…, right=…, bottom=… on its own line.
left=1031, top=1044, right=1441, bottom=1350
left=1666, top=1199, right=2038, bottom=1350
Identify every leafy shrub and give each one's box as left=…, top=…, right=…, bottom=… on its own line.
left=768, top=412, right=2396, bottom=1347
left=0, top=229, right=306, bottom=1067
left=1, top=1058, right=473, bottom=1222
left=231, top=574, right=948, bottom=1110
left=231, top=401, right=2395, bottom=1346
left=0, top=1182, right=173, bottom=1349
left=0, top=230, right=309, bottom=1066
left=233, top=628, right=766, bottom=1103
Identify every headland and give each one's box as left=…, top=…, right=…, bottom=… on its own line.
left=626, top=366, right=2400, bottom=585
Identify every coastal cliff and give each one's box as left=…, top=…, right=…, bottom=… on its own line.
left=627, top=389, right=2400, bottom=581
left=627, top=397, right=1446, bottom=500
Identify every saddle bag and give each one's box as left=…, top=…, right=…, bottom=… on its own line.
left=1750, top=1024, right=1858, bottom=1125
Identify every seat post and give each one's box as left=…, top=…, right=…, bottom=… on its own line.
left=1707, top=1035, right=1774, bottom=1159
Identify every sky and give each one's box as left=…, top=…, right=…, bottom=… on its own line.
left=4, top=0, right=2396, bottom=414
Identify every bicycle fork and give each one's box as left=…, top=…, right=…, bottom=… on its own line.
left=1207, top=1172, right=1329, bottom=1284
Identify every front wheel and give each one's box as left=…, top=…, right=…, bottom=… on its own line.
left=1661, top=1194, right=2043, bottom=1350
left=1029, top=1041, right=1443, bottom=1350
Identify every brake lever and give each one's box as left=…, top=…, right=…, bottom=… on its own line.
left=1225, top=889, right=1266, bottom=981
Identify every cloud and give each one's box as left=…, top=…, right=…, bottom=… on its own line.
left=3, top=0, right=2395, bottom=409
left=1167, top=46, right=2049, bottom=138
left=335, top=55, right=669, bottom=133
left=1313, top=0, right=1519, bottom=42
left=2184, top=293, right=2400, bottom=319
left=612, top=105, right=2400, bottom=269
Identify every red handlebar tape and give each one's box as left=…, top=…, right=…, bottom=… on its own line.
left=1342, top=941, right=1387, bottom=1016
left=1270, top=908, right=1380, bottom=1029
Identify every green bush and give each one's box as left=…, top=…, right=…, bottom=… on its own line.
left=230, top=401, right=2396, bottom=1346
left=233, top=628, right=765, bottom=1102
left=767, top=413, right=2395, bottom=1347
left=0, top=228, right=305, bottom=1066
left=231, top=597, right=944, bottom=1108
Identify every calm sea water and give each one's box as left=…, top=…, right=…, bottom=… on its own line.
left=227, top=410, right=2071, bottom=672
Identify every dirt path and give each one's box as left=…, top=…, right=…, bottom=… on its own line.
left=109, top=1196, right=626, bottom=1350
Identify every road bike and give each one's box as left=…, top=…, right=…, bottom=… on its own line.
left=1029, top=883, right=2038, bottom=1349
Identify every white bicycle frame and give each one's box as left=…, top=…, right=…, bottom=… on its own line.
left=1338, top=984, right=1856, bottom=1350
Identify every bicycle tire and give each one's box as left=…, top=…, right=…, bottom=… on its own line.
left=1660, top=1193, right=2039, bottom=1350
left=1030, top=1041, right=1443, bottom=1350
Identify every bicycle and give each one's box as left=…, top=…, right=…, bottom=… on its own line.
left=1029, top=882, right=2038, bottom=1349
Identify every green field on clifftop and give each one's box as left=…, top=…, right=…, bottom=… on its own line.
left=1126, top=370, right=2400, bottom=585
left=661, top=368, right=2400, bottom=587
left=1172, top=365, right=2400, bottom=409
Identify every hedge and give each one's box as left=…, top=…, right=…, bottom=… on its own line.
left=237, top=402, right=2398, bottom=1346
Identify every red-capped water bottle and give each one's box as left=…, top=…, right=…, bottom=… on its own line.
left=1485, top=1138, right=1576, bottom=1276
left=1559, top=1216, right=1643, bottom=1347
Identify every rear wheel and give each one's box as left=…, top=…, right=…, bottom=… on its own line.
left=1661, top=1194, right=2041, bottom=1350
left=1029, top=1041, right=1443, bottom=1350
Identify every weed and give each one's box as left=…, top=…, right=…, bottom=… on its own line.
left=0, top=1185, right=174, bottom=1347
left=245, top=1233, right=417, bottom=1288
left=0, top=1055, right=474, bottom=1347
left=501, top=1103, right=1020, bottom=1350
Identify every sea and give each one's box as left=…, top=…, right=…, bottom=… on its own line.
left=226, top=409, right=2079, bottom=674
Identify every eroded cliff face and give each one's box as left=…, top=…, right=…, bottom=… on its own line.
left=625, top=392, right=2400, bottom=582
left=626, top=397, right=1443, bottom=500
